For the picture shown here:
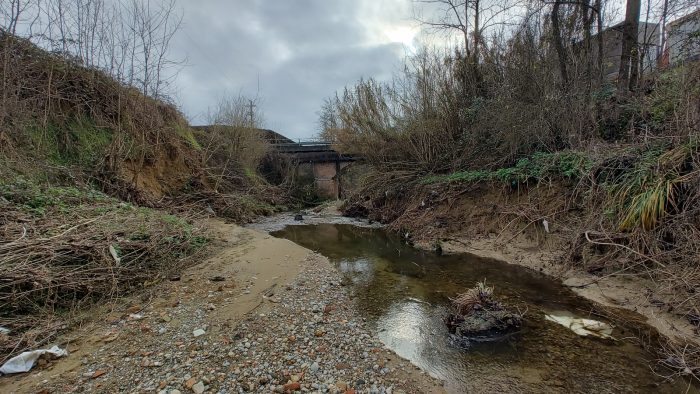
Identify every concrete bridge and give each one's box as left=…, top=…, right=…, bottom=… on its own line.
left=193, top=126, right=357, bottom=199
left=271, top=139, right=356, bottom=199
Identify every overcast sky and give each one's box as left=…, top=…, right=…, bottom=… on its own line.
left=170, top=0, right=426, bottom=140
left=167, top=0, right=694, bottom=139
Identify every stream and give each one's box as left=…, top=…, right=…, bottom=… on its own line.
left=263, top=219, right=696, bottom=393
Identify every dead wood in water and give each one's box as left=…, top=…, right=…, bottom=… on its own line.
left=446, top=281, right=523, bottom=343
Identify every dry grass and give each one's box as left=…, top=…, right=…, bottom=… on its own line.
left=0, top=28, right=293, bottom=366
left=450, top=281, right=495, bottom=315
left=0, top=178, right=209, bottom=362
left=658, top=339, right=700, bottom=383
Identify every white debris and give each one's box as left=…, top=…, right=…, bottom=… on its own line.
left=0, top=345, right=68, bottom=374
left=193, top=328, right=206, bottom=337
left=109, top=245, right=121, bottom=265
left=542, top=219, right=550, bottom=233
left=545, top=313, right=614, bottom=339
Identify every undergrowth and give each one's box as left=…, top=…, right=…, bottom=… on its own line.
left=422, top=151, right=593, bottom=185
left=24, top=119, right=114, bottom=167
left=0, top=28, right=294, bottom=366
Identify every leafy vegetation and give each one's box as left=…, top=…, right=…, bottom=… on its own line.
left=422, top=151, right=593, bottom=185
left=608, top=141, right=699, bottom=231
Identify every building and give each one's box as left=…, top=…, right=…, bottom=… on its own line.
left=666, top=9, right=700, bottom=65
left=589, top=21, right=660, bottom=81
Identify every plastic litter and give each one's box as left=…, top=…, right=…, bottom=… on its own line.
left=109, top=245, right=121, bottom=265
left=0, top=326, right=10, bottom=334
left=0, top=345, right=68, bottom=374
left=545, top=313, right=614, bottom=339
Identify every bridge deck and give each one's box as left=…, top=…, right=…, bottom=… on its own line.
left=273, top=141, right=355, bottom=162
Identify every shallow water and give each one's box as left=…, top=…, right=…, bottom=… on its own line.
left=271, top=223, right=697, bottom=393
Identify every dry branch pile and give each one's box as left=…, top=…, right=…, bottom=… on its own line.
left=445, top=282, right=523, bottom=346
left=0, top=180, right=208, bottom=362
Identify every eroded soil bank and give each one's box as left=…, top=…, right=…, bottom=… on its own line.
left=0, top=220, right=442, bottom=394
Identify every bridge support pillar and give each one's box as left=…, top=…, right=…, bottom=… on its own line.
left=297, top=160, right=352, bottom=200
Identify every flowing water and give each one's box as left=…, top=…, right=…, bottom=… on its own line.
left=270, top=222, right=696, bottom=393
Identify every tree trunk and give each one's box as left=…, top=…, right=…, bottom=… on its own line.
left=618, top=0, right=641, bottom=93
left=463, top=0, right=470, bottom=59
left=658, top=0, right=669, bottom=68
left=472, top=0, right=485, bottom=97
left=551, top=1, right=569, bottom=86
left=582, top=0, right=593, bottom=92
left=473, top=0, right=480, bottom=65
left=595, top=0, right=603, bottom=86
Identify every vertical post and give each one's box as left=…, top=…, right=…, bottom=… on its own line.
left=247, top=99, right=256, bottom=127
left=335, top=155, right=341, bottom=200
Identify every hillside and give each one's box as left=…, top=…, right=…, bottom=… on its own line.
left=0, top=32, right=286, bottom=361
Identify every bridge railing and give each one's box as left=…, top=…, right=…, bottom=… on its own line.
left=273, top=140, right=330, bottom=146
left=273, top=140, right=334, bottom=153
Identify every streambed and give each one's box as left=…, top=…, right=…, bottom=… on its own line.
left=266, top=220, right=695, bottom=393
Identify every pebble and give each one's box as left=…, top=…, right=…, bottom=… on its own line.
left=192, top=329, right=206, bottom=337
left=191, top=381, right=205, bottom=394
left=31, top=253, right=440, bottom=393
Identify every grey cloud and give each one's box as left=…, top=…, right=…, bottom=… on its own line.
left=171, top=0, right=412, bottom=139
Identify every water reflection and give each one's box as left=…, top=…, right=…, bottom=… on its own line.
left=272, top=223, right=695, bottom=393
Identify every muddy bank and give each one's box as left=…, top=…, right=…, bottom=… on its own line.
left=0, top=220, right=442, bottom=393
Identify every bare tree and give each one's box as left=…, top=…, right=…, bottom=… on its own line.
left=203, top=94, right=268, bottom=190
left=318, top=98, right=341, bottom=140
left=416, top=0, right=524, bottom=57
left=1, top=0, right=184, bottom=99
left=3, top=1, right=19, bottom=34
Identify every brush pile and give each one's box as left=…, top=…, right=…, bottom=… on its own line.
left=445, top=282, right=522, bottom=346
left=0, top=179, right=208, bottom=362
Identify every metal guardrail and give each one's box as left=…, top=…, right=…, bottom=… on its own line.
left=271, top=140, right=357, bottom=163
left=273, top=141, right=331, bottom=147
left=273, top=141, right=334, bottom=154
